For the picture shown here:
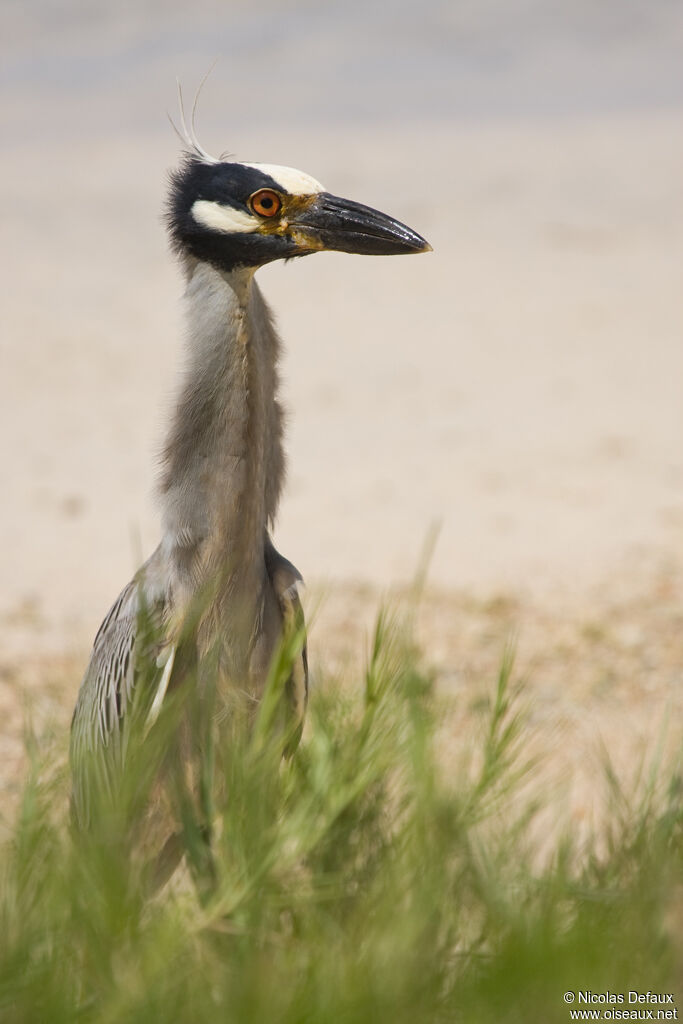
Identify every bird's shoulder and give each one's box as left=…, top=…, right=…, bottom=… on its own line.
left=264, top=536, right=308, bottom=748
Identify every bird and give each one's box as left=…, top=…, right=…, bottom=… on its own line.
left=69, top=130, right=431, bottom=841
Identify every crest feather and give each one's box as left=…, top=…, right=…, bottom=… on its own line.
left=167, top=68, right=219, bottom=164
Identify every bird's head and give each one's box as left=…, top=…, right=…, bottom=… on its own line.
left=167, top=155, right=431, bottom=273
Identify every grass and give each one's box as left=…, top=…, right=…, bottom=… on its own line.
left=0, top=605, right=681, bottom=1023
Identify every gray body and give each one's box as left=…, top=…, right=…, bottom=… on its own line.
left=71, top=259, right=306, bottom=819
left=158, top=260, right=288, bottom=685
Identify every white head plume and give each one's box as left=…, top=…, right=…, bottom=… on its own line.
left=168, top=68, right=219, bottom=164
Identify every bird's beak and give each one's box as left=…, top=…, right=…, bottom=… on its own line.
left=290, top=192, right=432, bottom=256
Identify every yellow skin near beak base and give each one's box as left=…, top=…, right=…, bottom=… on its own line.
left=254, top=193, right=326, bottom=251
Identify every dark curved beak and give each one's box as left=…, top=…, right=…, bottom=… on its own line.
left=291, top=192, right=431, bottom=256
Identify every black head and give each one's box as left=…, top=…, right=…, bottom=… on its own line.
left=167, top=155, right=431, bottom=274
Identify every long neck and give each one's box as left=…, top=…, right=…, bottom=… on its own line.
left=159, top=259, right=285, bottom=594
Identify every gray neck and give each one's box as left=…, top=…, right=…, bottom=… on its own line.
left=159, top=259, right=285, bottom=593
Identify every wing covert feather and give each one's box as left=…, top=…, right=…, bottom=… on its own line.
left=70, top=549, right=170, bottom=822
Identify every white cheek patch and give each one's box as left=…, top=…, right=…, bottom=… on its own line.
left=191, top=199, right=259, bottom=234
left=243, top=163, right=325, bottom=196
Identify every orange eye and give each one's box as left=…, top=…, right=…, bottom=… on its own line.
left=249, top=189, right=282, bottom=217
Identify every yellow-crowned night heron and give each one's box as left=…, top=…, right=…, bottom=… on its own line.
left=70, top=134, right=430, bottom=829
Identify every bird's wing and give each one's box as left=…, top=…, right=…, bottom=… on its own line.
left=70, top=547, right=171, bottom=823
left=264, top=537, right=308, bottom=750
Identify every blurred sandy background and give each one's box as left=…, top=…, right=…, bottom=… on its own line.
left=1, top=1, right=682, bottom=814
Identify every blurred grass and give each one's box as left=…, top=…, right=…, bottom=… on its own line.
left=0, top=606, right=681, bottom=1023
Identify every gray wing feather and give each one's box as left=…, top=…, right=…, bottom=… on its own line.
left=265, top=537, right=308, bottom=744
left=71, top=539, right=307, bottom=822
left=70, top=547, right=170, bottom=823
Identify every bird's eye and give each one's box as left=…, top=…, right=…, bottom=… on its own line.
left=249, top=189, right=282, bottom=218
